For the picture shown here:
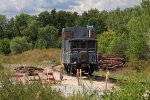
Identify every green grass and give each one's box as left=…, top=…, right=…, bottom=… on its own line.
left=101, top=73, right=150, bottom=100
left=0, top=69, right=65, bottom=100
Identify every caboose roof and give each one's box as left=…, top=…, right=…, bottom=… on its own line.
left=62, top=26, right=96, bottom=39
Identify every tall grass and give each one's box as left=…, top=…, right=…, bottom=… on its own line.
left=101, top=74, right=150, bottom=100
left=0, top=61, right=4, bottom=71
left=0, top=71, right=65, bottom=100
left=0, top=48, right=61, bottom=65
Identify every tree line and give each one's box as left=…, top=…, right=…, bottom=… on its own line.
left=0, top=0, right=150, bottom=61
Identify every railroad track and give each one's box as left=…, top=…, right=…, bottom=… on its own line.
left=51, top=64, right=117, bottom=83
left=51, top=64, right=61, bottom=72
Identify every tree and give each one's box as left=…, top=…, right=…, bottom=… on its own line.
left=109, top=33, right=127, bottom=56
left=0, top=15, right=7, bottom=38
left=10, top=37, right=32, bottom=54
left=146, top=29, right=150, bottom=59
left=106, top=8, right=129, bottom=34
left=38, top=25, right=58, bottom=48
left=97, top=29, right=116, bottom=54
left=4, top=18, right=17, bottom=39
left=141, top=0, right=150, bottom=14
left=126, top=14, right=150, bottom=60
left=15, top=13, right=33, bottom=36
left=38, top=11, right=51, bottom=26
left=22, top=19, right=42, bottom=44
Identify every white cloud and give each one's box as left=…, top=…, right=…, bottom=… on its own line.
left=71, top=0, right=142, bottom=13
left=0, top=0, right=142, bottom=18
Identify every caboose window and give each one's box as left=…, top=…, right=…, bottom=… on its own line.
left=81, top=41, right=86, bottom=48
left=71, top=41, right=79, bottom=49
left=88, top=41, right=95, bottom=48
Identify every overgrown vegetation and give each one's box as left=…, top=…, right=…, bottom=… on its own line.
left=0, top=61, right=149, bottom=99
left=101, top=74, right=150, bottom=100
left=0, top=48, right=61, bottom=65
left=0, top=71, right=65, bottom=100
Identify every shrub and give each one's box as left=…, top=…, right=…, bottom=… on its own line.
left=97, top=29, right=116, bottom=54
left=35, top=39, right=47, bottom=49
left=0, top=38, right=11, bottom=55
left=109, top=33, right=127, bottom=56
left=10, top=36, right=32, bottom=54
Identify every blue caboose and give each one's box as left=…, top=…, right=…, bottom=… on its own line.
left=61, top=26, right=98, bottom=75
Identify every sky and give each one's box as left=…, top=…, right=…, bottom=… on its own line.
left=0, top=0, right=142, bottom=18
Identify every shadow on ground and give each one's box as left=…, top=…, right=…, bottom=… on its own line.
left=89, top=75, right=117, bottom=83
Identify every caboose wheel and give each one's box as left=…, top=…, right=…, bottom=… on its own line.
left=72, top=68, right=77, bottom=75
left=89, top=67, right=94, bottom=76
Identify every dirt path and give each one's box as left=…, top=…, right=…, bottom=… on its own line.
left=52, top=71, right=114, bottom=96
left=48, top=65, right=115, bottom=96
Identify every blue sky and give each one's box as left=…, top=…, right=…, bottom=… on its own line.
left=0, top=0, right=142, bottom=18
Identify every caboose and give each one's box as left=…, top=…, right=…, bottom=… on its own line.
left=61, top=26, right=98, bottom=75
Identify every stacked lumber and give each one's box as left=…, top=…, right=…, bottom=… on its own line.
left=98, top=54, right=125, bottom=70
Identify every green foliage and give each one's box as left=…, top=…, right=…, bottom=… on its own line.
left=97, top=29, right=116, bottom=54
left=126, top=14, right=150, bottom=60
left=146, top=29, right=150, bottom=59
left=35, top=39, right=47, bottom=49
left=109, top=33, right=127, bottom=56
left=68, top=91, right=100, bottom=100
left=0, top=15, right=7, bottom=38
left=38, top=25, right=58, bottom=48
left=101, top=75, right=150, bottom=100
left=0, top=73, right=65, bottom=100
left=15, top=14, right=33, bottom=33
left=10, top=37, right=32, bottom=54
left=0, top=38, right=11, bottom=55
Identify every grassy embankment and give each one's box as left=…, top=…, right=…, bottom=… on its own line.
left=0, top=48, right=61, bottom=65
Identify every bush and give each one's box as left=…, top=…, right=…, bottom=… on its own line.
left=97, top=29, right=116, bottom=54
left=10, top=37, right=32, bottom=54
left=0, top=38, right=11, bottom=55
left=35, top=39, right=47, bottom=49
left=109, top=34, right=126, bottom=56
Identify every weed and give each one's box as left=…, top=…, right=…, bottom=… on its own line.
left=0, top=71, right=65, bottom=100
left=101, top=74, right=150, bottom=100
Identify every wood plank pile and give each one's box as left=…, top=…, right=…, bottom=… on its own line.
left=98, top=54, right=125, bottom=70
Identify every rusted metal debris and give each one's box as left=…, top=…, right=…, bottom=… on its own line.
left=98, top=54, right=125, bottom=70
left=14, top=66, right=56, bottom=84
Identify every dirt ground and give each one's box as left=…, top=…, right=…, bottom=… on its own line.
left=46, top=65, right=115, bottom=96
left=7, top=64, right=115, bottom=96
